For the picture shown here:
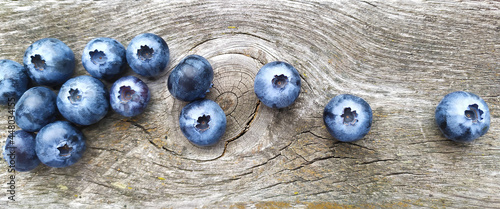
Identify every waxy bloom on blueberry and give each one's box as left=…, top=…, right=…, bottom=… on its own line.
left=323, top=94, right=373, bottom=142
left=3, top=130, right=40, bottom=172
left=126, top=33, right=169, bottom=77
left=0, top=59, right=29, bottom=105
left=254, top=61, right=301, bottom=109
left=82, top=37, right=127, bottom=81
left=179, top=99, right=227, bottom=147
left=35, top=121, right=86, bottom=168
left=57, top=75, right=109, bottom=125
left=110, top=76, right=150, bottom=117
left=435, top=91, right=490, bottom=142
left=15, top=87, right=57, bottom=132
left=23, top=38, right=75, bottom=86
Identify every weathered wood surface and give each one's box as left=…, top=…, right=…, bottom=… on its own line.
left=1, top=0, right=499, bottom=208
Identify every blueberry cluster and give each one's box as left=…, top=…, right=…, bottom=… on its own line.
left=168, top=55, right=226, bottom=147
left=1, top=33, right=164, bottom=171
left=1, top=33, right=492, bottom=172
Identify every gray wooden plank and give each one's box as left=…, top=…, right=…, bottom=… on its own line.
left=0, top=0, right=499, bottom=208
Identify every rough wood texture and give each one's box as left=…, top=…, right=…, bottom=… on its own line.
left=1, top=1, right=499, bottom=208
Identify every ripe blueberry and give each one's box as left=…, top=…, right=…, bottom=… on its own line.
left=0, top=59, right=29, bottom=105
left=15, top=87, right=57, bottom=132
left=167, top=55, right=214, bottom=102
left=435, top=91, right=490, bottom=142
left=35, top=121, right=86, bottom=168
left=254, top=61, right=301, bottom=109
left=323, top=94, right=373, bottom=142
left=57, top=75, right=109, bottom=125
left=110, top=76, right=150, bottom=117
left=126, top=33, right=169, bottom=77
left=23, top=38, right=75, bottom=86
left=179, top=99, right=227, bottom=147
left=82, top=37, right=127, bottom=81
left=3, top=130, right=40, bottom=172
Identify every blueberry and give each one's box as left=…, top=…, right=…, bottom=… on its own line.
left=0, top=59, right=29, bottom=105
left=435, top=91, right=490, bottom=142
left=3, top=130, right=40, bottom=172
left=110, top=76, right=150, bottom=117
left=179, top=99, right=227, bottom=147
left=167, top=55, right=214, bottom=102
left=23, top=38, right=75, bottom=86
left=15, top=87, right=57, bottom=132
left=126, top=33, right=169, bottom=77
left=323, top=94, right=373, bottom=142
left=57, top=75, right=109, bottom=125
left=35, top=121, right=86, bottom=168
left=254, top=61, right=301, bottom=109
left=82, top=37, right=127, bottom=81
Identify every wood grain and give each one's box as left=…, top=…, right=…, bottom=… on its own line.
left=1, top=0, right=499, bottom=208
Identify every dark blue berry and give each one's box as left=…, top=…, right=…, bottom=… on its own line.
left=15, top=87, right=57, bottom=132
left=3, top=130, right=40, bottom=172
left=110, top=76, right=150, bottom=117
left=0, top=59, right=29, bottom=105
left=168, top=55, right=214, bottom=102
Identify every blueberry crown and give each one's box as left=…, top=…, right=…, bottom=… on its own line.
left=465, top=104, right=483, bottom=123
left=341, top=107, right=358, bottom=126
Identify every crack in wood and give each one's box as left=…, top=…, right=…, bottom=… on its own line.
left=46, top=173, right=82, bottom=178
left=246, top=132, right=300, bottom=171
left=225, top=51, right=268, bottom=66
left=88, top=146, right=123, bottom=153
left=303, top=155, right=357, bottom=166
left=259, top=179, right=298, bottom=191
left=308, top=188, right=342, bottom=196
left=151, top=161, right=206, bottom=173
left=233, top=171, right=253, bottom=179
left=248, top=153, right=282, bottom=170
left=408, top=140, right=449, bottom=145
left=296, top=130, right=332, bottom=141
left=212, top=100, right=261, bottom=160
left=161, top=146, right=181, bottom=156
left=356, top=158, right=397, bottom=165
left=345, top=142, right=376, bottom=152
left=276, top=155, right=357, bottom=174
left=383, top=172, right=419, bottom=177
left=122, top=119, right=159, bottom=150
left=233, top=32, right=273, bottom=43
left=189, top=37, right=217, bottom=52
left=450, top=194, right=500, bottom=205
left=86, top=180, right=114, bottom=190
left=361, top=1, right=377, bottom=8
left=114, top=168, right=132, bottom=175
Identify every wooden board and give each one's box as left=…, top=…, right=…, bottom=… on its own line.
left=0, top=0, right=499, bottom=208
